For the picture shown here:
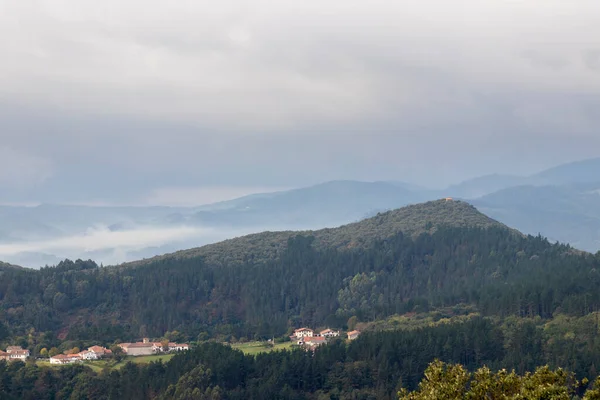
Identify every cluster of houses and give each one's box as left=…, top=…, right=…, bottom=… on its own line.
left=48, top=338, right=190, bottom=364
left=50, top=346, right=112, bottom=365
left=118, top=338, right=189, bottom=356
left=291, top=328, right=361, bottom=349
left=0, top=346, right=31, bottom=362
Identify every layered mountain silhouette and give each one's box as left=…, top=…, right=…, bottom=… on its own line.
left=0, top=157, right=598, bottom=268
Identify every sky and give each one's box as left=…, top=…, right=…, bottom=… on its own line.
left=1, top=0, right=600, bottom=206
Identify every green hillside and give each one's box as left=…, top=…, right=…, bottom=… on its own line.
left=2, top=200, right=600, bottom=399
left=125, top=199, right=507, bottom=268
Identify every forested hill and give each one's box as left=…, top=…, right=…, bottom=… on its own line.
left=1, top=199, right=598, bottom=346
left=125, top=199, right=509, bottom=268
left=0, top=261, right=21, bottom=270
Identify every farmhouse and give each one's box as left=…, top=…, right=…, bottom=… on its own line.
left=120, top=338, right=189, bottom=356
left=152, top=342, right=189, bottom=353
left=86, top=345, right=111, bottom=358
left=0, top=351, right=9, bottom=361
left=50, top=354, right=82, bottom=365
left=347, top=330, right=361, bottom=340
left=79, top=350, right=98, bottom=360
left=5, top=346, right=30, bottom=360
left=303, top=336, right=326, bottom=348
left=320, top=329, right=340, bottom=338
left=293, top=328, right=314, bottom=338
left=122, top=342, right=154, bottom=356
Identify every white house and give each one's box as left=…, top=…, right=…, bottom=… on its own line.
left=79, top=350, right=98, bottom=360
left=50, top=354, right=82, bottom=364
left=169, top=343, right=189, bottom=352
left=50, top=354, right=71, bottom=365
left=86, top=346, right=111, bottom=358
left=320, top=329, right=340, bottom=338
left=6, top=346, right=30, bottom=360
left=152, top=342, right=190, bottom=353
left=294, top=328, right=314, bottom=338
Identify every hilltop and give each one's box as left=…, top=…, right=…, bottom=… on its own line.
left=124, top=199, right=508, bottom=268
left=0, top=261, right=21, bottom=270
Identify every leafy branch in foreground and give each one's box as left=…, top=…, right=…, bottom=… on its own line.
left=398, top=360, right=600, bottom=399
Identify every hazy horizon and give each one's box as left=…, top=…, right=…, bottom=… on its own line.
left=2, top=1, right=600, bottom=267
left=2, top=1, right=600, bottom=207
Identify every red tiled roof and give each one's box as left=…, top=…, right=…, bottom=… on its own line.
left=347, top=330, right=361, bottom=336
left=88, top=346, right=106, bottom=353
left=320, top=329, right=334, bottom=334
left=294, top=327, right=313, bottom=332
left=305, top=337, right=325, bottom=343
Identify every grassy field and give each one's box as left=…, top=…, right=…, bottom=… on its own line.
left=230, top=341, right=295, bottom=355
left=36, top=354, right=175, bottom=372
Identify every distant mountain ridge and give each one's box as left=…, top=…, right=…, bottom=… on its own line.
left=1, top=156, right=599, bottom=267
left=446, top=157, right=600, bottom=198
left=472, top=182, right=600, bottom=251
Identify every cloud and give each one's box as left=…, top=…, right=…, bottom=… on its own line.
left=0, top=0, right=600, bottom=202
left=1, top=0, right=599, bottom=130
left=0, top=225, right=207, bottom=257
left=0, top=146, right=53, bottom=187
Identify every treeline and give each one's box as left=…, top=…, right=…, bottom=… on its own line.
left=3, top=316, right=600, bottom=399
left=1, top=226, right=600, bottom=344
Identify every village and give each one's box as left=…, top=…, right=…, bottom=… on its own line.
left=291, top=327, right=361, bottom=349
left=0, top=338, right=189, bottom=365
left=0, top=329, right=358, bottom=365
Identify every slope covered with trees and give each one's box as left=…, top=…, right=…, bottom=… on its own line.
left=0, top=200, right=598, bottom=345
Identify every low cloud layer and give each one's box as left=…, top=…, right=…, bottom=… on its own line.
left=0, top=225, right=207, bottom=257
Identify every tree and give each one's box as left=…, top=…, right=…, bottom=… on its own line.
left=48, top=347, right=60, bottom=357
left=398, top=361, right=577, bottom=400
left=110, top=345, right=125, bottom=362
left=347, top=316, right=358, bottom=331
left=40, top=348, right=48, bottom=358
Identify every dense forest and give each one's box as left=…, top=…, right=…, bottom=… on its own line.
left=3, top=316, right=600, bottom=399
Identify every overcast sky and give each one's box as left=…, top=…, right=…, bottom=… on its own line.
left=1, top=0, right=600, bottom=206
